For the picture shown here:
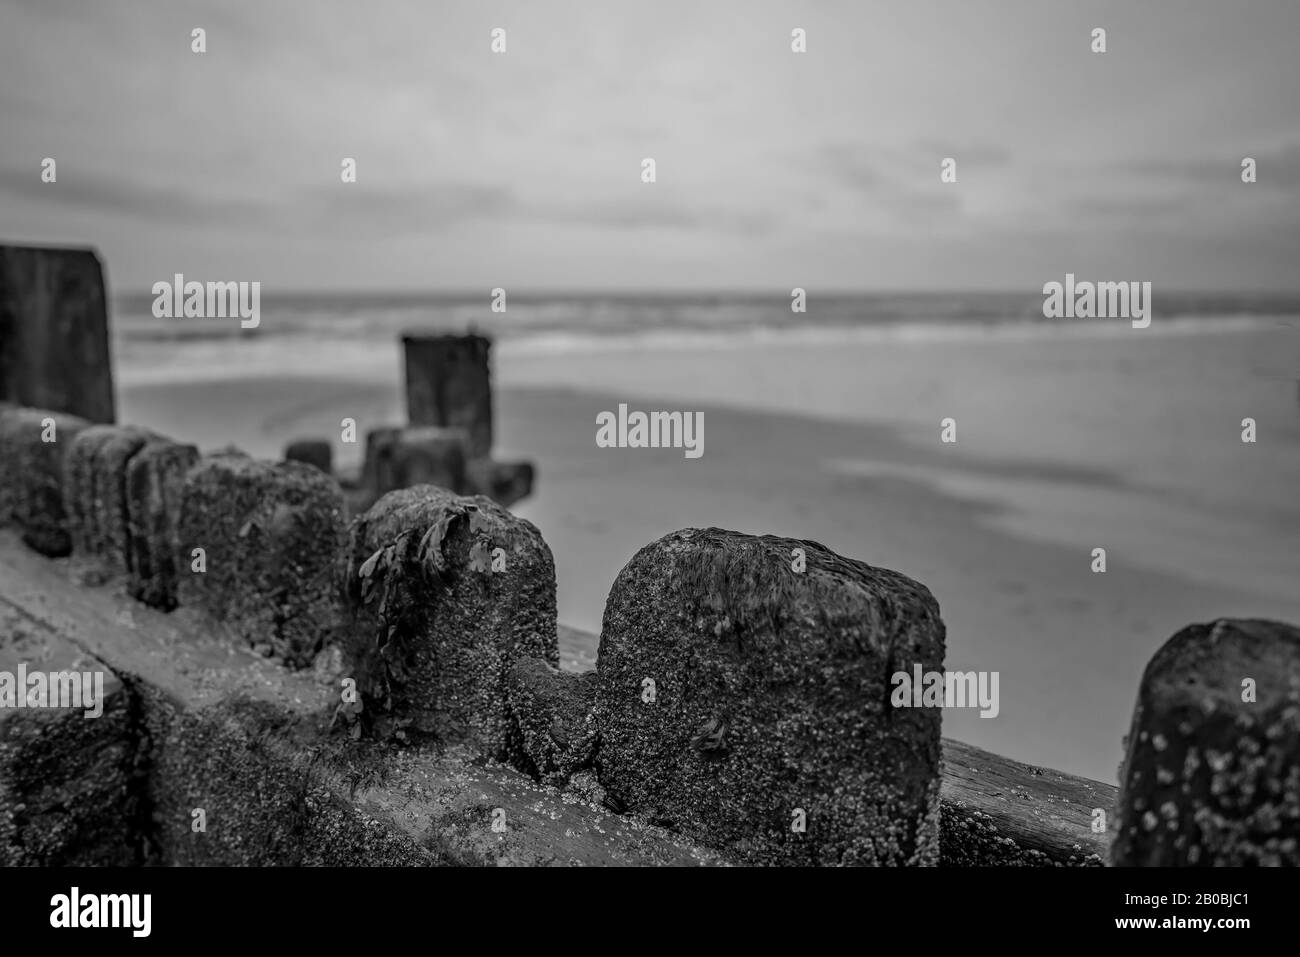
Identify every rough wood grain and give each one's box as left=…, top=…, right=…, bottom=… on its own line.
left=940, top=738, right=1113, bottom=865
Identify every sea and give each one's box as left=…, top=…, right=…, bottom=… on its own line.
left=112, top=289, right=1300, bottom=367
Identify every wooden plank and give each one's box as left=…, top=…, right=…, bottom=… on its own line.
left=941, top=738, right=1113, bottom=865
left=0, top=601, right=137, bottom=865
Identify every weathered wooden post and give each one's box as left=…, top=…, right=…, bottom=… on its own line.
left=361, top=426, right=403, bottom=497
left=388, top=427, right=468, bottom=492
left=336, top=485, right=557, bottom=756
left=1112, top=618, right=1300, bottom=866
left=125, top=437, right=200, bottom=609
left=63, top=424, right=155, bottom=570
left=284, top=438, right=333, bottom=475
left=0, top=406, right=91, bottom=555
left=402, top=333, right=493, bottom=459
left=176, top=453, right=347, bottom=666
left=595, top=527, right=945, bottom=865
left=0, top=245, right=116, bottom=424
left=359, top=425, right=469, bottom=505
left=506, top=658, right=598, bottom=783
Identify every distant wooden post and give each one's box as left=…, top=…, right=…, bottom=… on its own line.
left=361, top=426, right=403, bottom=500
left=0, top=245, right=116, bottom=423
left=284, top=438, right=333, bottom=475
left=402, top=334, right=493, bottom=459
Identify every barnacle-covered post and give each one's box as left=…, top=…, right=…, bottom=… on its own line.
left=1111, top=618, right=1300, bottom=865
left=505, top=658, right=598, bottom=783
left=63, top=425, right=155, bottom=571
left=335, top=485, right=557, bottom=756
left=176, top=453, right=347, bottom=666
left=0, top=406, right=90, bottom=555
left=594, top=527, right=946, bottom=865
left=126, top=438, right=200, bottom=609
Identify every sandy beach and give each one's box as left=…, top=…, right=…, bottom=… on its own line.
left=115, top=321, right=1300, bottom=785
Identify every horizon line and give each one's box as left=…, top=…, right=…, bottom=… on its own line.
left=109, top=286, right=1300, bottom=302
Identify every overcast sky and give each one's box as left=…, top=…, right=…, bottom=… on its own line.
left=2, top=0, right=1298, bottom=293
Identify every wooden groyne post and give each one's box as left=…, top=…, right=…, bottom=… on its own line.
left=402, top=333, right=493, bottom=460
left=1111, top=618, right=1300, bottom=865
left=0, top=245, right=116, bottom=424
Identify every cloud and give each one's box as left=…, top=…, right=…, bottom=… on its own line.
left=0, top=159, right=780, bottom=242
left=295, top=182, right=517, bottom=235
left=293, top=180, right=781, bottom=236
left=519, top=197, right=778, bottom=235
left=0, top=165, right=265, bottom=224
left=1064, top=194, right=1190, bottom=223
left=1116, top=139, right=1300, bottom=192
left=3, top=0, right=1299, bottom=289
left=792, top=141, right=965, bottom=233
left=812, top=143, right=887, bottom=194
left=912, top=139, right=1012, bottom=168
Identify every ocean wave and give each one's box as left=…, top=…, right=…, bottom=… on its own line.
left=496, top=313, right=1276, bottom=355
left=111, top=311, right=1292, bottom=389
left=111, top=290, right=1300, bottom=348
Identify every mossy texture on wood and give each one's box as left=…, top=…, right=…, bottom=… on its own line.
left=594, top=527, right=945, bottom=865
left=0, top=405, right=29, bottom=523
left=0, top=611, right=138, bottom=866
left=506, top=657, right=598, bottom=781
left=61, top=425, right=112, bottom=556
left=125, top=439, right=199, bottom=610
left=0, top=691, right=138, bottom=866
left=0, top=406, right=90, bottom=556
left=63, top=424, right=153, bottom=571
left=1112, top=618, right=1300, bottom=866
left=337, top=485, right=557, bottom=756
left=140, top=690, right=437, bottom=866
left=176, top=453, right=347, bottom=666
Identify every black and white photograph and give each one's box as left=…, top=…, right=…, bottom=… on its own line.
left=0, top=0, right=1297, bottom=939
